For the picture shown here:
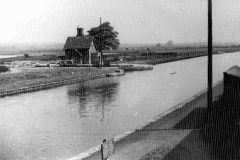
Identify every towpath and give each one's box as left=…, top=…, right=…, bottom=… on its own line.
left=81, top=81, right=224, bottom=160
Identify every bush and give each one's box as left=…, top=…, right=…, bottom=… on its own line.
left=24, top=54, right=29, bottom=58
left=0, top=66, right=10, bottom=73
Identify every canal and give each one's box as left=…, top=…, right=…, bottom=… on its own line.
left=1, top=52, right=240, bottom=160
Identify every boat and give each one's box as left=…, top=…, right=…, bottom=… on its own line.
left=36, top=64, right=49, bottom=67
left=106, top=69, right=124, bottom=77
left=119, top=65, right=153, bottom=72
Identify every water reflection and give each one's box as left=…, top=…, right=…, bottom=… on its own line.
left=67, top=78, right=119, bottom=121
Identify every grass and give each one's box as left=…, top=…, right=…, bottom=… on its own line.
left=0, top=67, right=114, bottom=91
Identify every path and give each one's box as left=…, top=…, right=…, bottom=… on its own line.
left=82, top=82, right=224, bottom=160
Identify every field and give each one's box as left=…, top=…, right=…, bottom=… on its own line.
left=0, top=50, right=62, bottom=64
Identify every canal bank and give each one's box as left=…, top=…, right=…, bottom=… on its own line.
left=0, top=67, right=114, bottom=97
left=131, top=50, right=240, bottom=65
left=0, top=74, right=106, bottom=97
left=68, top=80, right=223, bottom=160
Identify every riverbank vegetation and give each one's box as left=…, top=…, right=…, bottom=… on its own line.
left=0, top=67, right=113, bottom=91
left=0, top=66, right=9, bottom=73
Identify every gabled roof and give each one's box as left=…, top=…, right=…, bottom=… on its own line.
left=63, top=36, right=95, bottom=49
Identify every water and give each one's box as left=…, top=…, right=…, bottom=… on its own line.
left=0, top=55, right=19, bottom=59
left=0, top=52, right=240, bottom=160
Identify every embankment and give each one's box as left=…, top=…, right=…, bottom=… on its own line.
left=131, top=49, right=240, bottom=65
left=0, top=67, right=114, bottom=97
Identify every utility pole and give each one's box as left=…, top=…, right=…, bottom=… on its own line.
left=99, top=17, right=102, bottom=68
left=208, top=0, right=213, bottom=110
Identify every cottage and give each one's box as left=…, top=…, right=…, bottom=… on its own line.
left=63, top=27, right=99, bottom=64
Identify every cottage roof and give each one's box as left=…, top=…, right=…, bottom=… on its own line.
left=63, top=36, right=95, bottom=49
left=224, top=65, right=240, bottom=78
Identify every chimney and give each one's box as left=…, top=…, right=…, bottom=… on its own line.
left=77, top=27, right=84, bottom=37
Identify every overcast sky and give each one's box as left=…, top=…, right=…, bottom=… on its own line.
left=0, top=0, right=240, bottom=44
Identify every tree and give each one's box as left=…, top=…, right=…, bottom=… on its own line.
left=167, top=41, right=173, bottom=46
left=156, top=43, right=161, bottom=47
left=87, top=22, right=120, bottom=50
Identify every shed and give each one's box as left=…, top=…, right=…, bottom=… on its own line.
left=223, top=65, right=240, bottom=98
left=63, top=27, right=99, bottom=64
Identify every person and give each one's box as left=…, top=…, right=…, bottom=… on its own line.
left=103, top=139, right=106, bottom=143
left=98, top=52, right=101, bottom=68
left=102, top=139, right=108, bottom=160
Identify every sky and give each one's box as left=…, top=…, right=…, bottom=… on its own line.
left=0, top=0, right=240, bottom=44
